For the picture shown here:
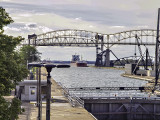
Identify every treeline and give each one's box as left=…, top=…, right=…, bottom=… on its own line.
left=0, top=7, right=40, bottom=119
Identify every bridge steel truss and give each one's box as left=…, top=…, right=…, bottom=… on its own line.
left=24, top=29, right=157, bottom=47
left=23, top=29, right=157, bottom=66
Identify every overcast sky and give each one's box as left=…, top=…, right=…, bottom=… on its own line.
left=0, top=0, right=159, bottom=61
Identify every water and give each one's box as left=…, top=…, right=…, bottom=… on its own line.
left=51, top=67, right=149, bottom=97
left=51, top=67, right=147, bottom=88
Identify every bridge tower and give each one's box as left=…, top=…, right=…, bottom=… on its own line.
left=95, top=34, right=110, bottom=67
left=28, top=34, right=37, bottom=46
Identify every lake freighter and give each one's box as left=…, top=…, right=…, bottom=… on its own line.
left=71, top=55, right=87, bottom=67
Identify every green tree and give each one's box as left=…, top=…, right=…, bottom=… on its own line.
left=0, top=7, right=13, bottom=31
left=19, top=45, right=41, bottom=65
left=0, top=7, right=28, bottom=119
left=0, top=97, right=24, bottom=120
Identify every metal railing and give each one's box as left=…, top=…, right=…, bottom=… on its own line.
left=80, top=96, right=160, bottom=100
left=68, top=86, right=154, bottom=91
left=57, top=82, right=84, bottom=107
left=57, top=82, right=160, bottom=105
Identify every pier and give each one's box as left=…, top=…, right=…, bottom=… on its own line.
left=18, top=68, right=95, bottom=120
left=57, top=79, right=160, bottom=120
left=84, top=97, right=160, bottom=120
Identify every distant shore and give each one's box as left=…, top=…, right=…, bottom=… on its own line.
left=122, top=73, right=160, bottom=96
left=90, top=66, right=125, bottom=70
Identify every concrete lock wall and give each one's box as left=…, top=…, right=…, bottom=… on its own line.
left=84, top=99, right=160, bottom=120
left=125, top=64, right=138, bottom=75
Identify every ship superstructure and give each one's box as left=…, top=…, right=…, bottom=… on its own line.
left=71, top=55, right=87, bottom=67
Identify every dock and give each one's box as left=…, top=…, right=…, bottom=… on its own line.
left=18, top=68, right=95, bottom=120
left=17, top=69, right=160, bottom=120
left=121, top=73, right=160, bottom=96
left=121, top=73, right=155, bottom=82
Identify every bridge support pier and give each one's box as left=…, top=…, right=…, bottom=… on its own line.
left=95, top=48, right=111, bottom=67
left=104, top=49, right=110, bottom=67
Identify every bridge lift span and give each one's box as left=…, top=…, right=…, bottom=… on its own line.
left=24, top=28, right=158, bottom=67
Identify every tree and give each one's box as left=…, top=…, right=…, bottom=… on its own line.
left=0, top=34, right=29, bottom=95
left=19, top=45, right=41, bottom=65
left=0, top=96, right=24, bottom=120
left=0, top=7, right=28, bottom=119
left=0, top=7, right=13, bottom=31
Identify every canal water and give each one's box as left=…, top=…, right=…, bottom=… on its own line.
left=51, top=67, right=149, bottom=97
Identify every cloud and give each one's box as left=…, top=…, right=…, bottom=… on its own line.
left=4, top=26, right=21, bottom=31
left=0, top=0, right=158, bottom=61
left=1, top=0, right=11, bottom=1
left=26, top=23, right=37, bottom=28
left=110, top=26, right=125, bottom=29
left=4, top=22, right=53, bottom=38
left=38, top=26, right=53, bottom=33
left=75, top=17, right=82, bottom=21
left=18, top=13, right=32, bottom=17
left=2, top=0, right=92, bottom=5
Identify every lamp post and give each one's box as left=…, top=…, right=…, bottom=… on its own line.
left=28, top=63, right=42, bottom=120
left=44, top=64, right=70, bottom=120
left=43, top=64, right=56, bottom=120
left=28, top=62, right=70, bottom=120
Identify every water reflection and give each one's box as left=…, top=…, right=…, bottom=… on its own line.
left=51, top=67, right=147, bottom=88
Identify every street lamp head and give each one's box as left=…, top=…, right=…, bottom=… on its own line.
left=28, top=62, right=43, bottom=68
left=56, top=64, right=70, bottom=68
left=44, top=64, right=56, bottom=73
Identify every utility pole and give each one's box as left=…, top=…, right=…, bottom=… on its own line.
left=155, top=8, right=160, bottom=87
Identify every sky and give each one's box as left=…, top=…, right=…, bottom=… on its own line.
left=0, top=0, right=159, bottom=61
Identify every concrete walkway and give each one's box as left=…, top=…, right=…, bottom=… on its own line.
left=18, top=67, right=95, bottom=120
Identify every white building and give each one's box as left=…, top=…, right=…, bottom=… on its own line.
left=16, top=80, right=47, bottom=101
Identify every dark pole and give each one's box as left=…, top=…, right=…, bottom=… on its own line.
left=44, top=64, right=56, bottom=120
left=36, top=68, right=39, bottom=107
left=145, top=48, right=148, bottom=70
left=38, top=67, right=42, bottom=120
left=46, top=71, right=51, bottom=120
left=155, top=8, right=160, bottom=87
left=28, top=63, right=42, bottom=120
left=95, top=34, right=98, bottom=61
left=44, top=64, right=69, bottom=120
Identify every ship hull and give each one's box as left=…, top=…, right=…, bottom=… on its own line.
left=76, top=62, right=87, bottom=67
left=71, top=54, right=87, bottom=67
left=71, top=62, right=87, bottom=67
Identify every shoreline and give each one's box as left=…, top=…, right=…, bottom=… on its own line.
left=90, top=66, right=125, bottom=70
left=121, top=73, right=160, bottom=96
